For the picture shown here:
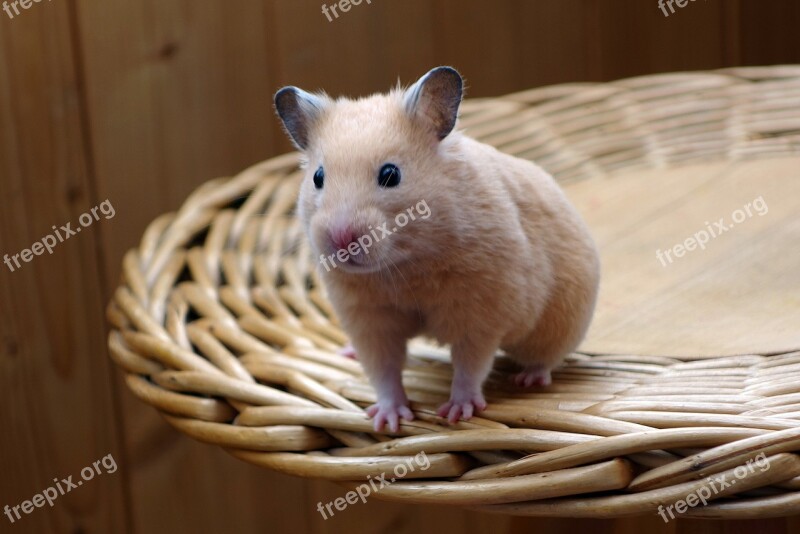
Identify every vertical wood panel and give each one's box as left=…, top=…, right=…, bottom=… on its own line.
left=513, top=0, right=598, bottom=86
left=0, top=2, right=128, bottom=533
left=738, top=0, right=800, bottom=66
left=434, top=0, right=523, bottom=96
left=721, top=0, right=742, bottom=66
left=434, top=0, right=599, bottom=92
left=591, top=0, right=729, bottom=81
left=74, top=2, right=308, bottom=533
left=76, top=0, right=279, bottom=276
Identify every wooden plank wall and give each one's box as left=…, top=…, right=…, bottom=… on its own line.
left=1, top=1, right=799, bottom=533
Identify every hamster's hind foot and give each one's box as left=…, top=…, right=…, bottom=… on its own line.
left=436, top=391, right=487, bottom=424
left=513, top=365, right=552, bottom=388
left=366, top=400, right=414, bottom=433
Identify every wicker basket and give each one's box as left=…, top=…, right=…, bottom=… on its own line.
left=107, top=65, right=800, bottom=519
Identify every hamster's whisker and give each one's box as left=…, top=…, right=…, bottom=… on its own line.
left=379, top=256, right=401, bottom=304
left=386, top=256, right=421, bottom=313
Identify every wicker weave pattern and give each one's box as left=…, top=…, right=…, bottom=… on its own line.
left=108, top=66, right=800, bottom=518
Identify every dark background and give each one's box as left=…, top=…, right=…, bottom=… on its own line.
left=1, top=1, right=799, bottom=532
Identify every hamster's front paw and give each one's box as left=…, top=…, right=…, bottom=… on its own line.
left=513, top=365, right=552, bottom=388
left=437, top=390, right=487, bottom=424
left=366, top=398, right=414, bottom=433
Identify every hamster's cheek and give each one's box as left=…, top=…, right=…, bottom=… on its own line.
left=308, top=219, right=327, bottom=255
left=313, top=190, right=323, bottom=210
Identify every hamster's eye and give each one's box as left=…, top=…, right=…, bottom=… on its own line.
left=313, top=166, right=324, bottom=189
left=378, top=164, right=401, bottom=188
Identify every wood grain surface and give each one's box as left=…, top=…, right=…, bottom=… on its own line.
left=574, top=158, right=800, bottom=356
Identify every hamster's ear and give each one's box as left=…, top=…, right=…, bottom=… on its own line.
left=403, top=66, right=463, bottom=140
left=274, top=86, right=328, bottom=150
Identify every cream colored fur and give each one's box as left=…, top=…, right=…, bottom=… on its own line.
left=276, top=67, right=600, bottom=432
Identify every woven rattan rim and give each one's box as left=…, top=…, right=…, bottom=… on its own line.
left=108, top=65, right=800, bottom=518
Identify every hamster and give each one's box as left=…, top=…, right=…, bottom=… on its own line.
left=274, top=67, right=600, bottom=433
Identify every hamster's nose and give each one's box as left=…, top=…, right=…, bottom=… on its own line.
left=329, top=225, right=358, bottom=251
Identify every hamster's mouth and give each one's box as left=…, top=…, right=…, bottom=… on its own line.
left=317, top=247, right=384, bottom=274
left=333, top=254, right=385, bottom=274
left=337, top=262, right=382, bottom=274
left=336, top=251, right=416, bottom=275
